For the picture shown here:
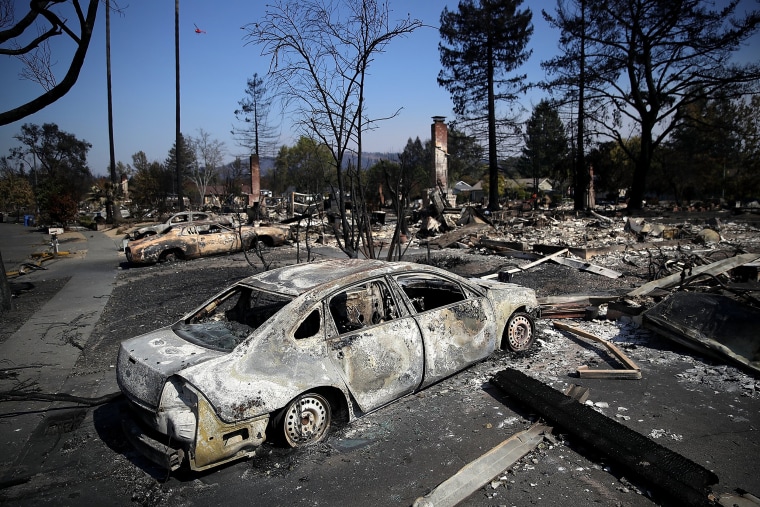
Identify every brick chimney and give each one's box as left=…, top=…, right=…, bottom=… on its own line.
left=249, top=154, right=260, bottom=207
left=431, top=116, right=448, bottom=191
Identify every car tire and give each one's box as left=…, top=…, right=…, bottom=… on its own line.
left=502, top=312, right=536, bottom=352
left=277, top=393, right=332, bottom=447
left=162, top=250, right=182, bottom=262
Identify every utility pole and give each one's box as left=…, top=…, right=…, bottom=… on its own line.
left=106, top=0, right=117, bottom=223
left=175, top=0, right=184, bottom=211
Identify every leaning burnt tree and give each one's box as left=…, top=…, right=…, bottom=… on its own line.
left=546, top=0, right=760, bottom=210
left=244, top=0, right=421, bottom=258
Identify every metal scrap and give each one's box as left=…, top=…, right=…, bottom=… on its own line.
left=643, top=292, right=760, bottom=375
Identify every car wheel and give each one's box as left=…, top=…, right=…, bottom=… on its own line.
left=162, top=250, right=181, bottom=262
left=279, top=393, right=331, bottom=447
left=503, top=312, right=535, bottom=352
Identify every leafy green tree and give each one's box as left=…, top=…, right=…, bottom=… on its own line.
left=0, top=157, right=35, bottom=220
left=587, top=140, right=633, bottom=202
left=546, top=0, right=760, bottom=210
left=216, top=157, right=247, bottom=208
left=364, top=158, right=397, bottom=209
left=733, top=96, right=760, bottom=201
left=521, top=99, right=569, bottom=194
left=398, top=137, right=431, bottom=204
left=447, top=129, right=485, bottom=184
left=665, top=94, right=740, bottom=204
left=165, top=133, right=195, bottom=207
left=439, top=0, right=533, bottom=211
left=274, top=137, right=335, bottom=196
left=129, top=152, right=172, bottom=212
left=10, top=123, right=93, bottom=223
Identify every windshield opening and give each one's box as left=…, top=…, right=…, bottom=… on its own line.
left=173, top=286, right=292, bottom=352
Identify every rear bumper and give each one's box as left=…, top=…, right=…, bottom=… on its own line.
left=121, top=413, right=185, bottom=471
left=121, top=395, right=269, bottom=472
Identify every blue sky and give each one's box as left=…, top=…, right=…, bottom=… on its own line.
left=1, top=0, right=757, bottom=177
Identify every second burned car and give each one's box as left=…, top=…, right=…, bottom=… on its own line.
left=116, top=259, right=540, bottom=472
left=124, top=220, right=290, bottom=264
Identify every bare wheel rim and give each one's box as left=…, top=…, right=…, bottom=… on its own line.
left=507, top=314, right=534, bottom=351
left=283, top=393, right=331, bottom=447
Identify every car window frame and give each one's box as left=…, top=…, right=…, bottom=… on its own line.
left=391, top=271, right=481, bottom=315
left=326, top=277, right=401, bottom=336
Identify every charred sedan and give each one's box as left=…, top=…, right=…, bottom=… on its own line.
left=116, top=259, right=540, bottom=471
left=124, top=221, right=289, bottom=264
left=126, top=211, right=217, bottom=242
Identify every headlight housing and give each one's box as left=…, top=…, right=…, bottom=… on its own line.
left=157, top=377, right=198, bottom=443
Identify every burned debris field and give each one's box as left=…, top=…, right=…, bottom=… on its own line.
left=2, top=206, right=759, bottom=507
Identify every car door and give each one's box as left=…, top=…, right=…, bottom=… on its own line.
left=177, top=225, right=202, bottom=257
left=325, top=278, right=424, bottom=412
left=197, top=225, right=240, bottom=256
left=392, top=272, right=497, bottom=388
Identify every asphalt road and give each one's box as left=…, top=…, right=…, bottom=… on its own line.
left=0, top=222, right=758, bottom=507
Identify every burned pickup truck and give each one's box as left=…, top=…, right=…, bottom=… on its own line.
left=124, top=221, right=290, bottom=264
left=116, top=259, right=540, bottom=471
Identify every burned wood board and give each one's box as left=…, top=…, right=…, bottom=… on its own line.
left=423, top=223, right=493, bottom=249
left=491, top=368, right=718, bottom=507
left=481, top=249, right=568, bottom=281
left=553, top=321, right=642, bottom=379
left=412, top=422, right=551, bottom=507
left=551, top=256, right=622, bottom=279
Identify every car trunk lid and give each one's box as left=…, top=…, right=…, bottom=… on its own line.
left=117, top=328, right=225, bottom=408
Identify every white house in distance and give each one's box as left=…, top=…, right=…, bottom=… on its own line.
left=506, top=177, right=553, bottom=193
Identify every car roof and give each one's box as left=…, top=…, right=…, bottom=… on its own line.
left=239, top=259, right=431, bottom=297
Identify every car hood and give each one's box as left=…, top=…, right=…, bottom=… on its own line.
left=117, top=327, right=225, bottom=408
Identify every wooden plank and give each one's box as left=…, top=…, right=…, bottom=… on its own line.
left=552, top=256, right=622, bottom=279
left=481, top=248, right=569, bottom=280
left=628, top=253, right=760, bottom=297
left=477, top=238, right=530, bottom=252
left=521, top=248, right=569, bottom=270
left=577, top=366, right=642, bottom=380
left=412, top=423, right=551, bottom=507
left=538, top=293, right=623, bottom=306
left=426, top=223, right=492, bottom=249
left=553, top=321, right=641, bottom=379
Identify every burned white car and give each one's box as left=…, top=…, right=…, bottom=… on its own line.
left=116, top=259, right=540, bottom=471
left=125, top=211, right=217, bottom=242
left=124, top=221, right=289, bottom=264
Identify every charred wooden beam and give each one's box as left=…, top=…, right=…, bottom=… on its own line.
left=491, top=368, right=717, bottom=507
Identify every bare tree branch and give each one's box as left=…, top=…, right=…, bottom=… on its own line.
left=0, top=0, right=99, bottom=125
